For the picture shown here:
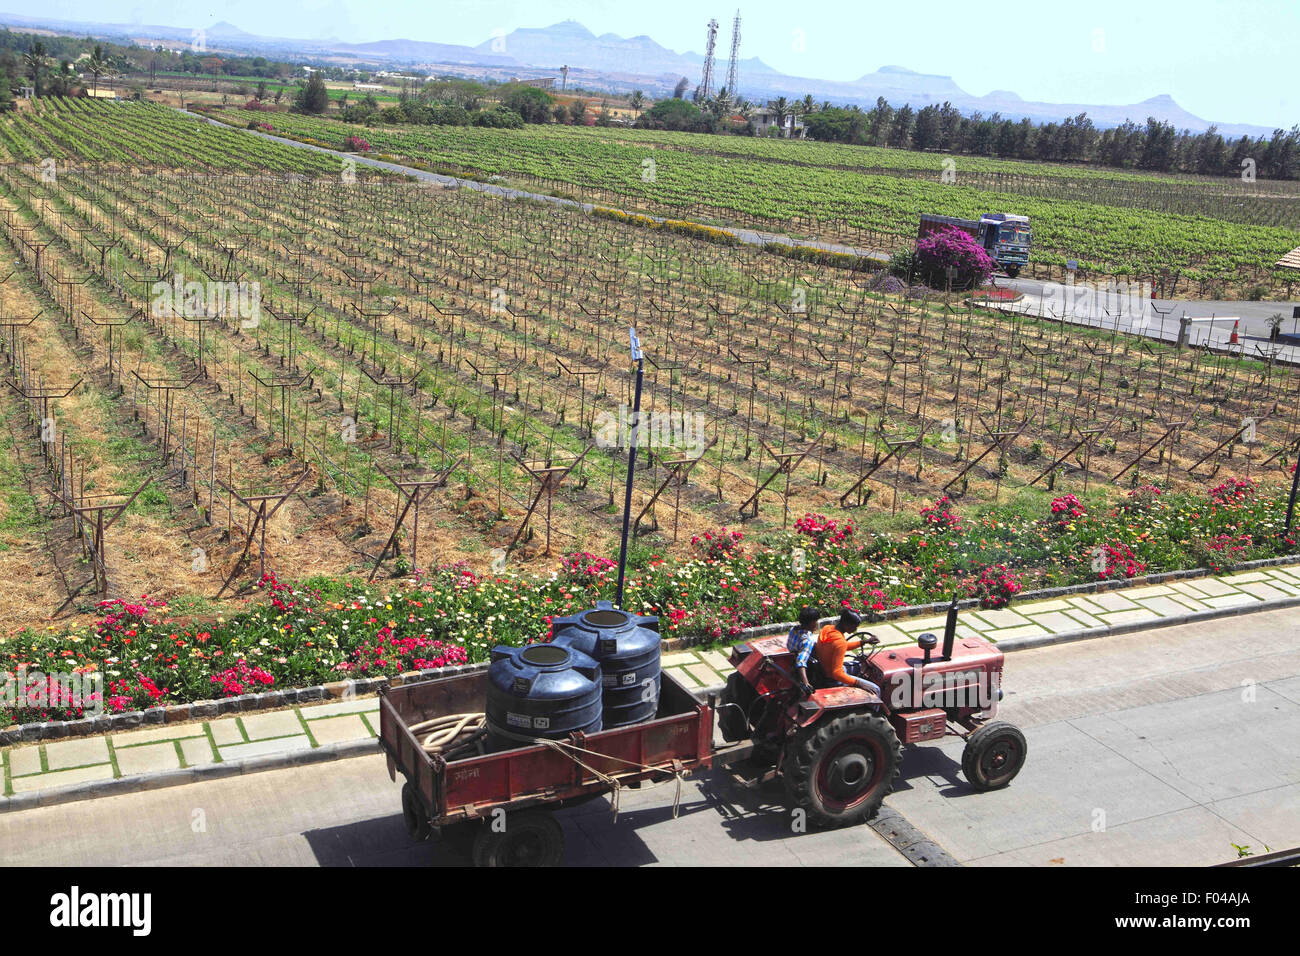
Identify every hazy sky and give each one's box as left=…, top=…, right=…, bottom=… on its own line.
left=12, top=0, right=1299, bottom=128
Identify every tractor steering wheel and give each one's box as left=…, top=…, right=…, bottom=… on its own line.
left=852, top=633, right=882, bottom=670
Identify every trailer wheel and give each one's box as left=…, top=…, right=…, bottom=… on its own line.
left=401, top=782, right=431, bottom=842
left=961, top=721, right=1027, bottom=791
left=782, top=712, right=901, bottom=828
left=471, top=810, right=564, bottom=867
left=1005, top=265, right=1021, bottom=278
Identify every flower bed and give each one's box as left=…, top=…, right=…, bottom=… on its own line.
left=3, top=476, right=1296, bottom=726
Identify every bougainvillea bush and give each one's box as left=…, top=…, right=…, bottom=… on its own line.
left=914, top=225, right=995, bottom=290
left=2, top=476, right=1296, bottom=725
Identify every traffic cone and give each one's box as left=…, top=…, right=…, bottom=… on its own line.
left=1229, top=320, right=1240, bottom=344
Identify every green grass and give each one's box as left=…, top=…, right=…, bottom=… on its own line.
left=0, top=407, right=45, bottom=546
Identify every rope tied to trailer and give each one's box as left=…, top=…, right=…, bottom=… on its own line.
left=489, top=724, right=687, bottom=822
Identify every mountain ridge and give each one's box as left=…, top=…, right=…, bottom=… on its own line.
left=0, top=11, right=1282, bottom=136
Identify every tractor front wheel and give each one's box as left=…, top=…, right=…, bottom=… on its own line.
left=961, top=721, right=1027, bottom=791
left=782, top=712, right=901, bottom=828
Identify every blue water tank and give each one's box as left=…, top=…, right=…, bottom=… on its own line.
left=551, top=601, right=661, bottom=727
left=485, top=643, right=602, bottom=751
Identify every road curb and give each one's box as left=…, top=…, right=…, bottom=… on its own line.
left=995, top=591, right=1300, bottom=653
left=0, top=737, right=379, bottom=814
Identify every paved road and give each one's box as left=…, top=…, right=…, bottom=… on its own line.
left=994, top=277, right=1300, bottom=361
left=886, top=606, right=1300, bottom=866
left=0, top=747, right=911, bottom=867
left=4, top=608, right=1297, bottom=866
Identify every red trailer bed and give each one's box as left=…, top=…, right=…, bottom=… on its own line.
left=378, top=667, right=718, bottom=864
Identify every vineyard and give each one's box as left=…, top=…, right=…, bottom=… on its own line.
left=196, top=105, right=1300, bottom=295
left=0, top=97, right=349, bottom=175
left=2, top=100, right=1297, bottom=296
left=0, top=150, right=1298, bottom=631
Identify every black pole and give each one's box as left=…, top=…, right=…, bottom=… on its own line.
left=616, top=329, right=644, bottom=609
left=1286, top=449, right=1300, bottom=536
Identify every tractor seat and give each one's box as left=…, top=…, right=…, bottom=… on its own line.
left=805, top=659, right=836, bottom=690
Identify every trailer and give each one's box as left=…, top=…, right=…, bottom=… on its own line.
left=379, top=667, right=727, bottom=866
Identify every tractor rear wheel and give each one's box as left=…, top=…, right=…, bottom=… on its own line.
left=471, top=810, right=564, bottom=867
left=961, top=721, right=1027, bottom=791
left=782, top=712, right=901, bottom=828
left=718, top=671, right=757, bottom=742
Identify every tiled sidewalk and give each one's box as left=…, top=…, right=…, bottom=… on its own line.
left=662, top=564, right=1300, bottom=691
left=2, top=696, right=379, bottom=798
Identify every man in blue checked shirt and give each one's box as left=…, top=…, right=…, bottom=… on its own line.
left=786, top=606, right=822, bottom=698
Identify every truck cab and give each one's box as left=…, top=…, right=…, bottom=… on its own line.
left=979, top=213, right=1031, bottom=277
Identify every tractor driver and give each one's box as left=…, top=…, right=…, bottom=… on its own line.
left=816, top=608, right=882, bottom=698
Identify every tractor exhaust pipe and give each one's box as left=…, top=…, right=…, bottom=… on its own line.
left=942, top=594, right=959, bottom=661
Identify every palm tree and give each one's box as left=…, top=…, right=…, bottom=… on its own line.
left=772, top=96, right=790, bottom=137
left=801, top=94, right=815, bottom=116
left=23, top=42, right=49, bottom=97
left=85, top=45, right=112, bottom=96
left=629, top=89, right=644, bottom=119
left=711, top=86, right=734, bottom=118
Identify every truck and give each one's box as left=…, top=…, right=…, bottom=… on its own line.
left=918, top=212, right=1032, bottom=278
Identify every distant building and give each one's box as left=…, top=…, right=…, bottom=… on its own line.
left=352, top=82, right=385, bottom=91
left=513, top=77, right=556, bottom=90
left=753, top=106, right=805, bottom=138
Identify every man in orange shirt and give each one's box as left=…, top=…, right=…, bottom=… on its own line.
left=816, top=608, right=882, bottom=697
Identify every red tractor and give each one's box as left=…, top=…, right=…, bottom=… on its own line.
left=717, top=598, right=1027, bottom=828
